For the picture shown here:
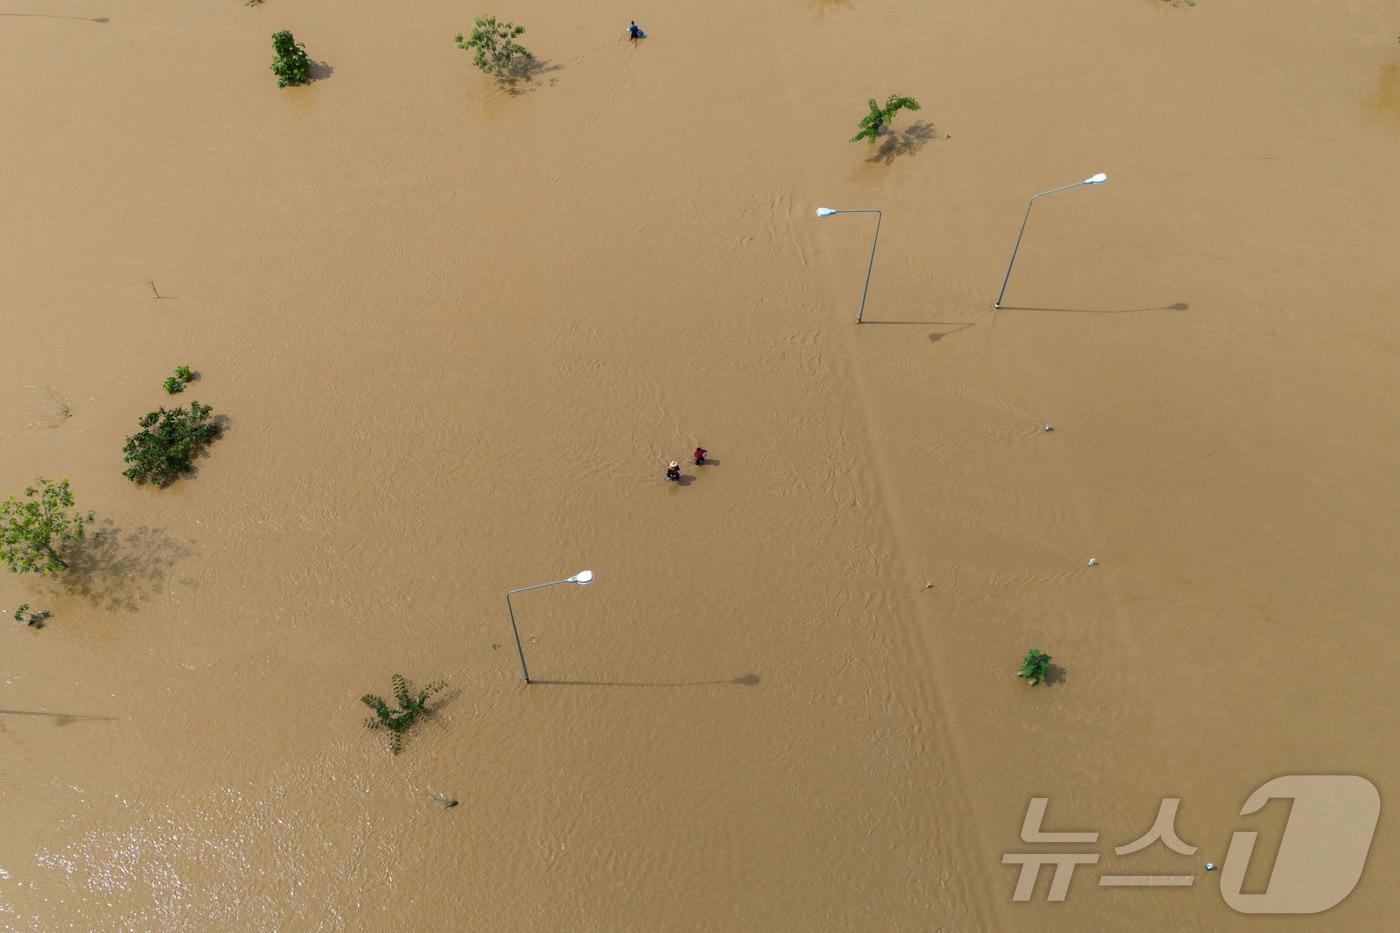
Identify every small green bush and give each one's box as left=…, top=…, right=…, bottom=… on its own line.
left=121, top=401, right=221, bottom=486
left=1016, top=649, right=1053, bottom=686
left=0, top=478, right=94, bottom=573
left=163, top=365, right=195, bottom=394
left=270, top=30, right=310, bottom=87
left=14, top=603, right=50, bottom=628
left=362, top=675, right=447, bottom=754
left=455, top=16, right=532, bottom=74
left=851, top=94, right=921, bottom=145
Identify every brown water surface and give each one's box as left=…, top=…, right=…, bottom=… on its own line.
left=1, top=0, right=1398, bottom=929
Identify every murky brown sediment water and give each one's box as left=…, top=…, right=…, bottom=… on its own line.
left=2, top=0, right=1398, bottom=929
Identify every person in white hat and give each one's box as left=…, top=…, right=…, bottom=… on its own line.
left=665, top=460, right=681, bottom=482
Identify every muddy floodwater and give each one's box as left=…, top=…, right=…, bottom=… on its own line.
left=2, top=0, right=1398, bottom=929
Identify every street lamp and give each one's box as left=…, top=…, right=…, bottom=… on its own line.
left=815, top=207, right=883, bottom=324
left=505, top=570, right=594, bottom=684
left=993, top=173, right=1108, bottom=310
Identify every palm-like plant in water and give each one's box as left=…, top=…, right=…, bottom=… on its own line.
left=1016, top=649, right=1052, bottom=686
left=851, top=94, right=921, bottom=144
left=362, top=674, right=446, bottom=754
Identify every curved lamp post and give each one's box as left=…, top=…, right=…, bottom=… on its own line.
left=816, top=207, right=882, bottom=324
left=506, top=570, right=594, bottom=684
left=993, top=173, right=1108, bottom=310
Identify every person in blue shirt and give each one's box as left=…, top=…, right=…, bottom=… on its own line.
left=628, top=21, right=646, bottom=40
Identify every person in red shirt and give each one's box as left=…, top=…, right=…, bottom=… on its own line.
left=693, top=447, right=708, bottom=466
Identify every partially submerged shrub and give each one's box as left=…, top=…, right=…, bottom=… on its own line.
left=121, top=401, right=221, bottom=486
left=851, top=94, right=921, bottom=145
left=163, top=365, right=196, bottom=394
left=270, top=30, right=310, bottom=87
left=1016, top=649, right=1053, bottom=686
left=0, top=478, right=94, bottom=573
left=362, top=675, right=447, bottom=754
left=14, top=603, right=50, bottom=628
left=455, top=16, right=532, bottom=74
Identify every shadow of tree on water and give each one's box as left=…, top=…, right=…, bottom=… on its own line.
left=56, top=522, right=192, bottom=612
left=867, top=121, right=944, bottom=165
left=494, top=58, right=563, bottom=96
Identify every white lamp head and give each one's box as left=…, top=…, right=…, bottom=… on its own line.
left=816, top=207, right=838, bottom=218
left=1083, top=172, right=1108, bottom=185
left=568, top=570, right=595, bottom=585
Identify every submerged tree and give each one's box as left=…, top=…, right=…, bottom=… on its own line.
left=270, top=29, right=311, bottom=87
left=851, top=94, right=922, bottom=145
left=14, top=603, right=51, bottom=628
left=455, top=16, right=532, bottom=74
left=121, top=401, right=221, bottom=487
left=1016, top=649, right=1053, bottom=686
left=0, top=478, right=94, bottom=574
left=362, top=675, right=447, bottom=754
left=163, top=365, right=195, bottom=395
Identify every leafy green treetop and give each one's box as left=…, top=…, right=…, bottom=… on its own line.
left=455, top=16, right=532, bottom=74
left=851, top=94, right=922, bottom=145
left=121, top=401, right=222, bottom=487
left=163, top=365, right=195, bottom=395
left=0, top=478, right=94, bottom=574
left=1016, top=649, right=1053, bottom=686
left=270, top=30, right=311, bottom=87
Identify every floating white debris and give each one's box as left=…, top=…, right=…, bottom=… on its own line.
left=1087, top=558, right=1098, bottom=566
